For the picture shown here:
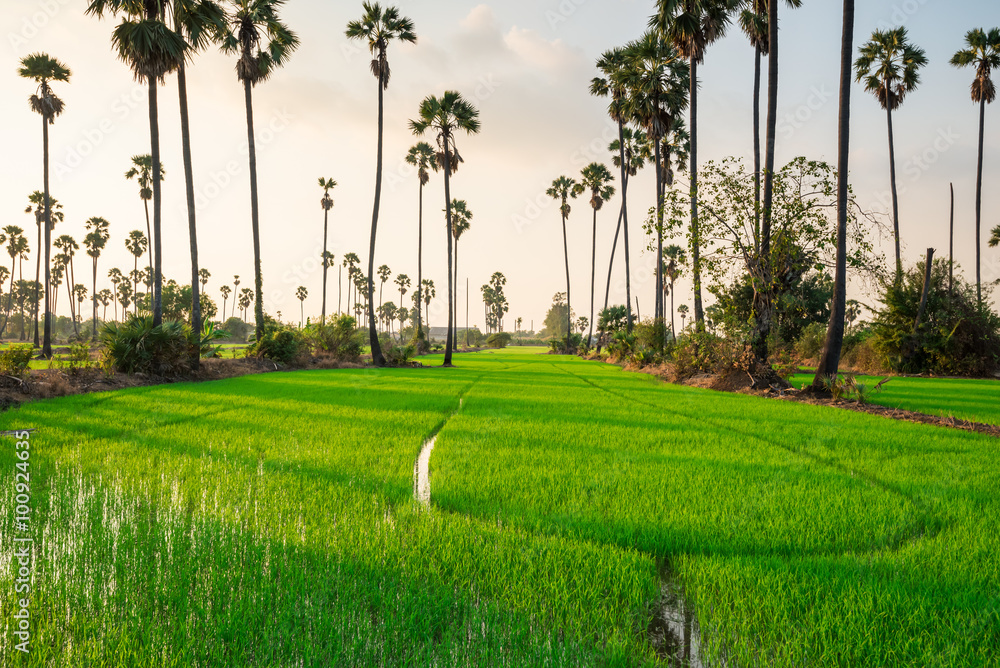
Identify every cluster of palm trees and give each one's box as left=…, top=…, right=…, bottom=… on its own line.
left=550, top=0, right=999, bottom=382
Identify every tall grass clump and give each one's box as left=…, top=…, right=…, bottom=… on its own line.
left=100, top=316, right=194, bottom=376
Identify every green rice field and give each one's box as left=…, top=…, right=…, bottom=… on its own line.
left=1, top=349, right=997, bottom=666
left=790, top=373, right=1000, bottom=426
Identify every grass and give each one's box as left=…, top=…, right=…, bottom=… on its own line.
left=0, top=348, right=997, bottom=666
left=790, top=373, right=1000, bottom=426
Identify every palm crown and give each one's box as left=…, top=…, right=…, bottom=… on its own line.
left=856, top=27, right=928, bottom=111
left=610, top=127, right=652, bottom=177
left=319, top=177, right=337, bottom=210
left=345, top=2, right=416, bottom=90
left=409, top=91, right=482, bottom=171
left=125, top=154, right=166, bottom=201
left=620, top=32, right=689, bottom=141
left=18, top=53, right=71, bottom=122
left=580, top=163, right=616, bottom=211
left=738, top=0, right=802, bottom=54
left=222, top=0, right=299, bottom=85
left=547, top=176, right=579, bottom=218
left=86, top=0, right=186, bottom=82
left=951, top=28, right=1000, bottom=104
left=651, top=0, right=739, bottom=63
left=405, top=142, right=437, bottom=185
left=450, top=200, right=472, bottom=239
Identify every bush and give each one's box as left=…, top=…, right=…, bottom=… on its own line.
left=794, top=321, right=828, bottom=361
left=100, top=316, right=194, bottom=376
left=66, top=341, right=92, bottom=376
left=634, top=319, right=669, bottom=352
left=486, top=332, right=513, bottom=349
left=249, top=327, right=304, bottom=365
left=382, top=341, right=417, bottom=367
left=306, top=315, right=365, bottom=361
left=670, top=331, right=739, bottom=380
left=548, top=333, right=582, bottom=354
left=220, top=317, right=252, bottom=343
left=0, top=344, right=33, bottom=378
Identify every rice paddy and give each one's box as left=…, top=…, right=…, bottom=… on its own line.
left=1, top=349, right=997, bottom=666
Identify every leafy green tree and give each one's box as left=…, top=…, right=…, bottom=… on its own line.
left=578, top=163, right=615, bottom=345
left=222, top=0, right=299, bottom=341
left=951, top=27, right=1000, bottom=306
left=319, top=177, right=337, bottom=320
left=346, top=2, right=416, bottom=367
left=410, top=91, right=482, bottom=366
left=19, top=53, right=70, bottom=357
left=540, top=292, right=574, bottom=340
left=663, top=244, right=685, bottom=338
left=84, top=217, right=110, bottom=337
left=406, top=142, right=436, bottom=339
left=856, top=27, right=928, bottom=278
left=547, top=177, right=579, bottom=351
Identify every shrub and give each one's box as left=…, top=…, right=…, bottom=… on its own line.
left=382, top=341, right=417, bottom=367
left=605, top=331, right=636, bottom=361
left=0, top=344, right=33, bottom=378
left=548, top=333, right=582, bottom=354
left=195, top=322, right=229, bottom=358
left=487, top=332, right=513, bottom=349
left=249, top=327, right=304, bottom=365
left=306, top=315, right=365, bottom=361
left=634, top=319, right=669, bottom=352
left=66, top=341, right=92, bottom=376
left=100, top=316, right=193, bottom=376
left=794, top=321, right=828, bottom=361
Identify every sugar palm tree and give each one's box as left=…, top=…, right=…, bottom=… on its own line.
left=1, top=228, right=29, bottom=336
left=87, top=0, right=187, bottom=326
left=98, top=289, right=113, bottom=321
left=812, top=0, right=855, bottom=390
left=231, top=275, right=241, bottom=320
left=621, top=31, right=689, bottom=325
left=19, top=53, right=70, bottom=357
left=405, top=141, right=436, bottom=340
left=295, top=285, right=307, bottom=327
left=318, top=177, right=337, bottom=321
left=990, top=225, right=1000, bottom=249
left=951, top=27, right=1000, bottom=307
left=54, top=234, right=80, bottom=336
left=341, top=253, right=359, bottom=316
left=174, top=0, right=226, bottom=362
left=25, top=191, right=64, bottom=345
left=125, top=230, right=148, bottom=302
left=410, top=91, right=482, bottom=367
left=124, top=155, right=163, bottom=299
left=591, top=47, right=636, bottom=332
left=221, top=0, right=299, bottom=342
left=394, top=273, right=411, bottom=333
left=653, top=0, right=737, bottom=329
left=377, top=264, right=391, bottom=328
left=108, top=267, right=124, bottom=320
left=547, top=176, right=580, bottom=351
left=449, top=200, right=472, bottom=346
left=663, top=244, right=685, bottom=338
left=199, top=267, right=210, bottom=292
left=83, top=217, right=110, bottom=337
left=421, top=278, right=435, bottom=332
left=856, top=27, right=928, bottom=278
left=579, top=163, right=615, bottom=347
left=219, top=284, right=231, bottom=321
left=346, top=2, right=416, bottom=367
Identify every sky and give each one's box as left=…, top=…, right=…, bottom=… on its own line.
left=2, top=0, right=999, bottom=332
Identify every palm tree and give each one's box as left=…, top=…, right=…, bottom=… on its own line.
left=1, top=228, right=29, bottom=337
left=990, top=225, right=1000, bottom=249
left=108, top=267, right=124, bottom=320
left=547, top=176, right=580, bottom=351
left=318, top=177, right=337, bottom=321
left=396, top=305, right=408, bottom=343
left=421, top=278, right=435, bottom=333
left=25, top=191, right=64, bottom=345
left=219, top=284, right=231, bottom=321
left=125, top=231, right=148, bottom=304
left=346, top=2, right=416, bottom=367
left=174, top=0, right=226, bottom=364
left=592, top=47, right=637, bottom=332
left=856, top=27, right=928, bottom=278
left=377, top=264, right=391, bottom=327
left=231, top=274, right=241, bottom=320
left=663, top=244, right=685, bottom=339
left=19, top=53, right=70, bottom=358
left=199, top=267, right=210, bottom=292
left=74, top=284, right=88, bottom=327
left=222, top=0, right=299, bottom=342
left=449, top=199, right=472, bottom=347
left=98, top=289, right=113, bottom=321
left=405, top=142, right=436, bottom=340
left=677, top=303, right=689, bottom=331
left=296, top=285, right=307, bottom=327
left=621, top=31, right=689, bottom=326
left=409, top=91, right=482, bottom=367
left=599, top=128, right=651, bottom=343
left=812, top=0, right=855, bottom=390
left=54, top=234, right=80, bottom=336
left=87, top=0, right=186, bottom=326
left=579, top=163, right=615, bottom=347
left=83, top=217, right=110, bottom=337
left=341, top=253, right=359, bottom=315
left=653, top=0, right=737, bottom=330
left=395, top=273, right=411, bottom=333
left=951, top=28, right=1000, bottom=307
left=124, top=154, right=163, bottom=291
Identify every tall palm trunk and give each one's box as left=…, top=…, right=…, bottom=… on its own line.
left=42, top=115, right=53, bottom=358
left=670, top=278, right=676, bottom=340
left=561, top=207, right=572, bottom=352
left=338, top=265, right=342, bottom=315
left=442, top=133, right=455, bottom=367
left=753, top=44, right=762, bottom=240
left=321, top=208, right=329, bottom=321
left=178, top=61, right=201, bottom=368
left=813, top=0, right=855, bottom=387
left=243, top=80, right=265, bottom=342
left=598, top=205, right=627, bottom=353
left=68, top=256, right=79, bottom=336
left=654, top=139, right=664, bottom=325
left=454, top=239, right=460, bottom=348
left=91, top=256, right=98, bottom=338
left=588, top=205, right=597, bottom=346
left=690, top=57, right=704, bottom=329
left=887, top=104, right=902, bottom=278
left=378, top=281, right=384, bottom=331
left=975, top=96, right=985, bottom=307
left=949, top=182, right=955, bottom=294
left=752, top=0, right=779, bottom=363
left=149, top=75, right=163, bottom=326
left=366, top=79, right=387, bottom=366
left=143, top=199, right=153, bottom=286
left=416, top=179, right=424, bottom=339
